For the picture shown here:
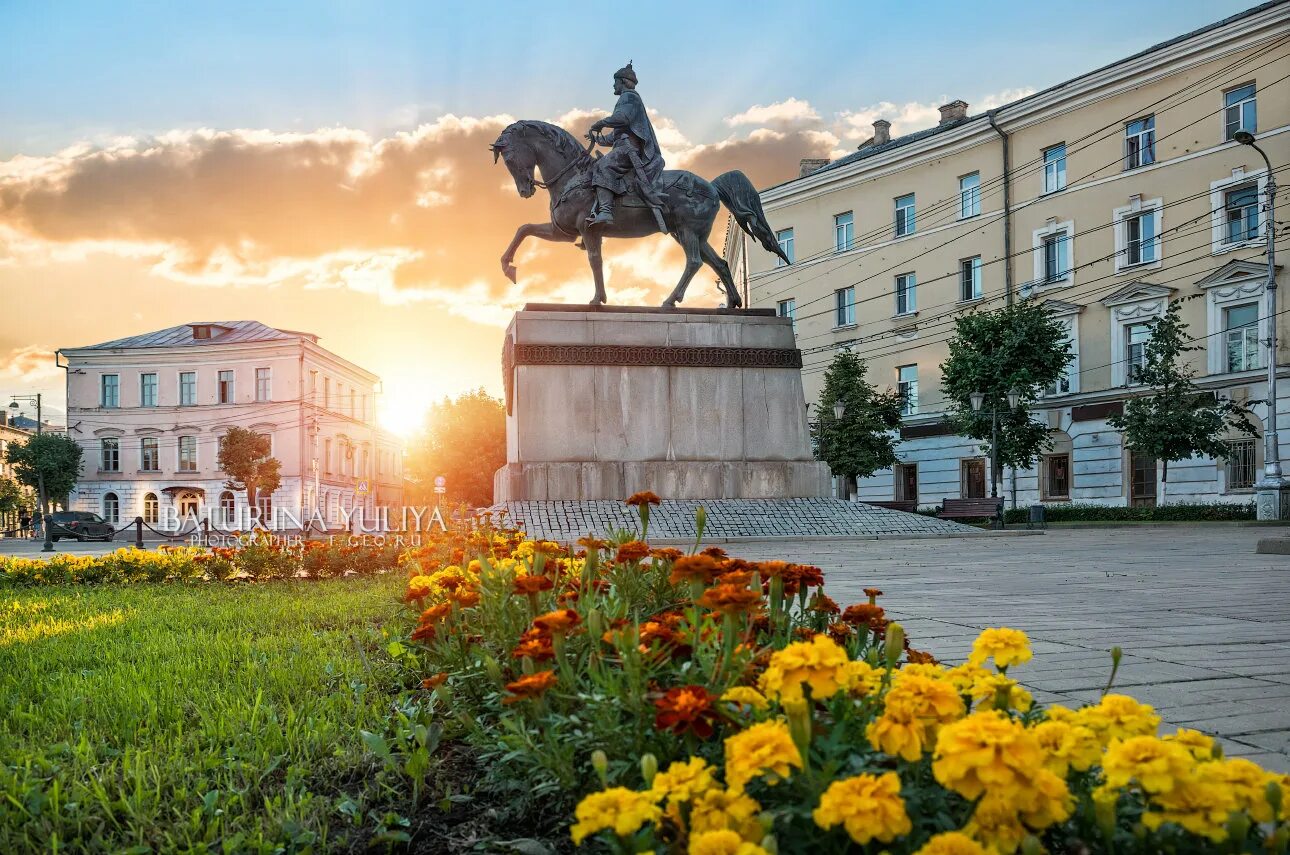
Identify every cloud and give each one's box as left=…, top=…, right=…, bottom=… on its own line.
left=725, top=98, right=820, bottom=128
left=0, top=345, right=60, bottom=382
left=835, top=87, right=1036, bottom=141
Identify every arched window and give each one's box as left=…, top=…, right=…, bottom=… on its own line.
left=219, top=491, right=236, bottom=528
left=102, top=492, right=120, bottom=525
left=143, top=493, right=159, bottom=525
left=255, top=494, right=273, bottom=528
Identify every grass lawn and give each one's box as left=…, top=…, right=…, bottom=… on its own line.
left=0, top=576, right=413, bottom=853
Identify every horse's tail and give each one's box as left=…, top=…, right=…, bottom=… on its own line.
left=711, top=170, right=791, bottom=266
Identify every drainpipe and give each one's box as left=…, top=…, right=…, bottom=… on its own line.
left=988, top=110, right=1019, bottom=510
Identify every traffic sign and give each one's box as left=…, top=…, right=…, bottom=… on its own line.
left=355, top=479, right=370, bottom=496
left=434, top=475, right=446, bottom=488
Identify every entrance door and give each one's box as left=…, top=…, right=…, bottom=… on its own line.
left=895, top=463, right=918, bottom=503
left=178, top=492, right=200, bottom=519
left=961, top=459, right=987, bottom=498
left=1129, top=452, right=1157, bottom=507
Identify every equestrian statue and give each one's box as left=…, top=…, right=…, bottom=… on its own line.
left=493, top=62, right=790, bottom=308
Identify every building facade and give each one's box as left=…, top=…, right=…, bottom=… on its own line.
left=727, top=2, right=1289, bottom=509
left=60, top=321, right=403, bottom=531
left=0, top=413, right=37, bottom=534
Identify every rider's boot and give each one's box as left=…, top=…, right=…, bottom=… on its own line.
left=586, top=187, right=615, bottom=227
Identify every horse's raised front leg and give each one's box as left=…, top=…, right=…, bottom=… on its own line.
left=583, top=231, right=607, bottom=305
left=501, top=222, right=575, bottom=284
left=661, top=231, right=703, bottom=308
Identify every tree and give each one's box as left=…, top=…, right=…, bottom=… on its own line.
left=4, top=433, right=82, bottom=513
left=217, top=427, right=282, bottom=522
left=941, top=300, right=1073, bottom=493
left=810, top=350, right=905, bottom=488
left=1109, top=298, right=1255, bottom=504
left=0, top=477, right=25, bottom=518
left=405, top=389, right=506, bottom=508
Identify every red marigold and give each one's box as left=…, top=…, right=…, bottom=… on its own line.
left=807, top=593, right=841, bottom=614
left=411, top=623, right=437, bottom=643
left=669, top=555, right=722, bottom=586
left=697, top=583, right=762, bottom=615
left=625, top=491, right=662, bottom=506
left=452, top=590, right=480, bottom=608
left=502, top=670, right=559, bottom=704
left=792, top=565, right=825, bottom=589
left=532, top=608, right=582, bottom=635
left=906, top=648, right=939, bottom=665
left=841, top=603, right=887, bottom=629
left=421, top=672, right=448, bottom=690
left=615, top=540, right=651, bottom=563
left=756, top=560, right=794, bottom=578
left=650, top=547, right=683, bottom=562
left=513, top=575, right=555, bottom=596
left=419, top=603, right=453, bottom=624
left=827, top=621, right=853, bottom=644
left=512, top=630, right=556, bottom=661
left=654, top=685, right=720, bottom=739
left=700, top=546, right=728, bottom=559
left=577, top=536, right=609, bottom=551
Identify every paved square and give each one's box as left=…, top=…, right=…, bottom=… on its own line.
left=732, top=526, right=1290, bottom=773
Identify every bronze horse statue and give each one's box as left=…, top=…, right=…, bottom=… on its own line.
left=492, top=120, right=790, bottom=308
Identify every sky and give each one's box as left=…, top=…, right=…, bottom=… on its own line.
left=0, top=0, right=1260, bottom=435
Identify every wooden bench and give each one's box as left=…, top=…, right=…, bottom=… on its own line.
left=865, top=500, right=918, bottom=513
left=938, top=497, right=1004, bottom=525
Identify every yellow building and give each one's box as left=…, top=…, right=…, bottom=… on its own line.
left=726, top=1, right=1289, bottom=510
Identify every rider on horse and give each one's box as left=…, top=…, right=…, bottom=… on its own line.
left=585, top=62, right=666, bottom=230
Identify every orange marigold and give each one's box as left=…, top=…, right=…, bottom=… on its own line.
left=650, top=547, right=684, bottom=562
left=503, top=670, right=559, bottom=704
left=513, top=575, right=555, bottom=596
left=421, top=672, right=448, bottom=690
left=808, top=593, right=841, bottom=614
left=654, top=685, right=720, bottom=739
left=842, top=603, right=887, bottom=629
left=698, top=583, right=763, bottom=615
left=625, top=491, right=662, bottom=506
left=419, top=603, right=453, bottom=624
left=512, top=630, right=556, bottom=661
left=615, top=540, right=651, bottom=563
left=533, top=608, right=582, bottom=635
left=700, top=546, right=729, bottom=559
left=577, top=535, right=609, bottom=551
left=670, top=555, right=723, bottom=586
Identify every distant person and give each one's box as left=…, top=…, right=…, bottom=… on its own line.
left=19, top=509, right=31, bottom=537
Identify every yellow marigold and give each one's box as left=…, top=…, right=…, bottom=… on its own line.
left=1075, top=694, right=1160, bottom=744
left=971, top=673, right=1033, bottom=712
left=721, top=686, right=769, bottom=712
left=963, top=796, right=1028, bottom=854
left=650, top=757, right=715, bottom=806
left=723, top=720, right=803, bottom=791
left=569, top=787, right=662, bottom=845
left=1143, top=761, right=1238, bottom=843
left=914, top=831, right=989, bottom=855
left=811, top=772, right=911, bottom=845
left=900, top=662, right=947, bottom=679
left=1032, top=719, right=1102, bottom=777
left=968, top=627, right=1032, bottom=670
left=843, top=660, right=883, bottom=696
left=757, top=635, right=850, bottom=705
left=1014, top=768, right=1074, bottom=828
left=866, top=671, right=966, bottom=761
left=1209, top=757, right=1278, bottom=823
left=933, top=711, right=1044, bottom=801
left=405, top=574, right=435, bottom=599
left=689, top=788, right=762, bottom=840
left=866, top=709, right=926, bottom=763
left=1101, top=735, right=1195, bottom=794
left=687, top=829, right=770, bottom=855
left=1162, top=727, right=1216, bottom=762
left=945, top=662, right=992, bottom=696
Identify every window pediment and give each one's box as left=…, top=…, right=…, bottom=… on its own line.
left=1196, top=259, right=1278, bottom=289
left=134, top=427, right=162, bottom=436
left=1100, top=281, right=1175, bottom=308
left=1041, top=299, right=1084, bottom=317
left=92, top=427, right=125, bottom=437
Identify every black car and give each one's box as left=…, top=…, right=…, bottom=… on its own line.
left=46, top=511, right=116, bottom=542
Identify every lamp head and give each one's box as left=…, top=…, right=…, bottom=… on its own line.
left=1007, top=387, right=1022, bottom=410
left=7, top=401, right=16, bottom=410
left=969, top=391, right=985, bottom=412
left=1233, top=130, right=1256, bottom=146
left=833, top=401, right=845, bottom=420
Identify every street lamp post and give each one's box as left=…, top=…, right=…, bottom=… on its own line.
left=1233, top=131, right=1285, bottom=520
left=9, top=394, right=53, bottom=552
left=831, top=400, right=846, bottom=499
left=970, top=387, right=1021, bottom=523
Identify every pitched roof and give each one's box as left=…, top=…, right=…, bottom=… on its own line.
left=73, top=321, right=317, bottom=350
left=762, top=0, right=1286, bottom=194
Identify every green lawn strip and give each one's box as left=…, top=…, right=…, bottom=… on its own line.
left=0, top=577, right=412, bottom=852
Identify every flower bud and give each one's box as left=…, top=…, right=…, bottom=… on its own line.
left=591, top=749, right=609, bottom=787
left=1267, top=778, right=1283, bottom=819
left=640, top=752, right=658, bottom=788
left=1020, top=835, right=1043, bottom=855
left=758, top=834, right=778, bottom=854
left=1093, top=790, right=1118, bottom=842
left=1225, top=809, right=1251, bottom=844
left=885, top=622, right=905, bottom=669
left=587, top=608, right=604, bottom=642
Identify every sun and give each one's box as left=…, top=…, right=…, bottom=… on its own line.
left=379, top=395, right=429, bottom=439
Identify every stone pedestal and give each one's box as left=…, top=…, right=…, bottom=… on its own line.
left=493, top=304, right=831, bottom=501
left=1256, top=480, right=1290, bottom=520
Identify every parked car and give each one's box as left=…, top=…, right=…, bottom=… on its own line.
left=46, top=511, right=115, bottom=542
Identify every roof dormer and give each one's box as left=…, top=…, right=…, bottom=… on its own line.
left=188, top=323, right=231, bottom=341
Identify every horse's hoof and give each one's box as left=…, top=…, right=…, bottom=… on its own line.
left=503, top=263, right=517, bottom=283
left=589, top=297, right=606, bottom=306
left=661, top=299, right=678, bottom=309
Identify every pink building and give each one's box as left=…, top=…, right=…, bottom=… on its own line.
left=60, top=321, right=403, bottom=531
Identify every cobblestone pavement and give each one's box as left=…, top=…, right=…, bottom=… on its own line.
left=731, top=527, right=1290, bottom=773
left=492, top=499, right=981, bottom=541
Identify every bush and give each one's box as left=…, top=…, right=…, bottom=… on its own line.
left=1004, top=502, right=1256, bottom=524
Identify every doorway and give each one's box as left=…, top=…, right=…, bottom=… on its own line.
left=1129, top=452, right=1157, bottom=508
left=960, top=459, right=987, bottom=499
left=894, top=463, right=918, bottom=503
left=177, top=491, right=201, bottom=520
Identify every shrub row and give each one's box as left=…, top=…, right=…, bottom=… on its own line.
left=1003, top=502, right=1257, bottom=524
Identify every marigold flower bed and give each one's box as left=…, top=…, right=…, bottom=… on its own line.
left=395, top=514, right=1289, bottom=854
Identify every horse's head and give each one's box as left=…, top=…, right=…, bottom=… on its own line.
left=490, top=124, right=538, bottom=199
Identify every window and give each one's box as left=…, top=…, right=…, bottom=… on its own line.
left=100, top=438, right=119, bottom=472
left=776, top=228, right=795, bottom=265
left=143, top=493, right=159, bottom=525
left=834, top=212, right=854, bottom=252
left=140, top=373, right=158, bottom=407
left=894, top=194, right=915, bottom=236
left=219, top=491, right=236, bottom=527
left=255, top=495, right=273, bottom=527
left=777, top=299, right=796, bottom=329
left=324, top=438, right=333, bottom=474
left=894, top=463, right=918, bottom=503
left=323, top=377, right=331, bottom=408
left=959, top=173, right=980, bottom=218
left=1224, top=185, right=1260, bottom=244
left=192, top=325, right=212, bottom=340
left=1124, top=210, right=1159, bottom=267
left=895, top=273, right=916, bottom=315
left=1125, top=322, right=1152, bottom=384
left=101, top=374, right=119, bottom=408
left=255, top=367, right=271, bottom=402
left=897, top=364, right=918, bottom=416
left=179, top=372, right=197, bottom=406
left=178, top=435, right=197, bottom=472
left=1043, top=144, right=1067, bottom=193
left=1043, top=231, right=1070, bottom=283
left=1044, top=454, right=1071, bottom=499
left=218, top=370, right=235, bottom=404
left=1224, top=84, right=1256, bottom=140
left=102, top=492, right=119, bottom=525
left=140, top=437, right=159, bottom=471
left=1224, top=303, right=1260, bottom=372
left=960, top=257, right=982, bottom=301
left=1226, top=438, right=1257, bottom=489
left=1125, top=116, right=1155, bottom=169
left=834, top=287, right=855, bottom=327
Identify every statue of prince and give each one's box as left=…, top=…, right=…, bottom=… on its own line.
left=493, top=62, right=790, bottom=308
